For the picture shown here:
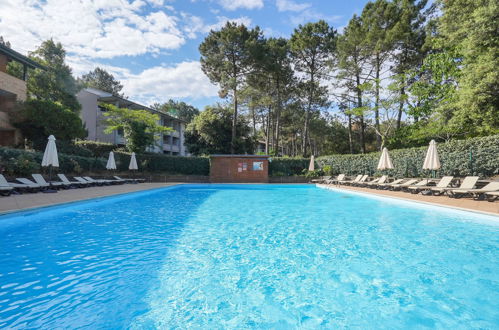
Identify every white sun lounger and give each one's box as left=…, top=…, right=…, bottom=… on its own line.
left=447, top=181, right=499, bottom=199
left=32, top=174, right=66, bottom=188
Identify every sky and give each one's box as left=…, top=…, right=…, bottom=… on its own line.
left=0, top=0, right=371, bottom=110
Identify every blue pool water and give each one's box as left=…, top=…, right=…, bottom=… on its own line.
left=0, top=184, right=498, bottom=328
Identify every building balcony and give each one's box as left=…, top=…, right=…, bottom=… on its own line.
left=163, top=144, right=180, bottom=152
left=0, top=71, right=27, bottom=101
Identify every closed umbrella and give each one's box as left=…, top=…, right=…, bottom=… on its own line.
left=41, top=135, right=59, bottom=188
left=423, top=139, right=440, bottom=178
left=377, top=147, right=394, bottom=170
left=129, top=152, right=138, bottom=170
left=308, top=155, right=315, bottom=171
left=129, top=152, right=138, bottom=182
left=106, top=151, right=117, bottom=170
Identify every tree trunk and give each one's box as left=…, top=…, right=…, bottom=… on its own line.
left=231, top=86, right=238, bottom=154
left=265, top=105, right=271, bottom=154
left=347, top=113, right=353, bottom=154
left=374, top=53, right=381, bottom=150
left=356, top=73, right=365, bottom=154
left=397, top=85, right=405, bottom=129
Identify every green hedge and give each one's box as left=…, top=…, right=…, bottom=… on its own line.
left=0, top=147, right=209, bottom=176
left=269, top=157, right=310, bottom=176
left=317, top=135, right=499, bottom=178
left=74, top=140, right=117, bottom=157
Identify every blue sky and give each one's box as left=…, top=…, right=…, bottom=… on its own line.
left=0, top=0, right=371, bottom=110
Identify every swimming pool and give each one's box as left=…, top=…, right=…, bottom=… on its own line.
left=0, top=184, right=498, bottom=328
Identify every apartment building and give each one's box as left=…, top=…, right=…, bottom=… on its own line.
left=0, top=42, right=44, bottom=146
left=77, top=88, right=188, bottom=156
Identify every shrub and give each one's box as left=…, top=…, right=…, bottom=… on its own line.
left=317, top=135, right=499, bottom=178
left=269, top=157, right=310, bottom=176
left=74, top=141, right=117, bottom=157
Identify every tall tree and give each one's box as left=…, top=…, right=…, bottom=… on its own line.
left=437, top=0, right=499, bottom=135
left=28, top=39, right=81, bottom=112
left=78, top=67, right=124, bottom=97
left=199, top=22, right=264, bottom=153
left=391, top=0, right=430, bottom=129
left=290, top=20, right=336, bottom=156
left=335, top=15, right=371, bottom=153
left=184, top=105, right=255, bottom=155
left=361, top=0, right=398, bottom=149
left=151, top=100, right=200, bottom=123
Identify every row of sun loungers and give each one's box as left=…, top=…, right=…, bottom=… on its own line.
left=0, top=174, right=145, bottom=196
left=318, top=175, right=499, bottom=202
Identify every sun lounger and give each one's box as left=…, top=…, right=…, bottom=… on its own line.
left=388, top=179, right=418, bottom=191
left=365, top=175, right=388, bottom=188
left=311, top=176, right=331, bottom=184
left=83, top=176, right=113, bottom=185
left=485, top=191, right=499, bottom=202
left=0, top=174, right=37, bottom=192
left=16, top=178, right=44, bottom=192
left=447, top=181, right=499, bottom=199
left=351, top=175, right=369, bottom=186
left=32, top=174, right=66, bottom=189
left=358, top=176, right=380, bottom=187
left=399, top=179, right=431, bottom=192
left=326, top=174, right=345, bottom=185
left=58, top=174, right=89, bottom=188
left=114, top=176, right=140, bottom=184
left=430, top=176, right=479, bottom=197
left=408, top=176, right=454, bottom=195
left=74, top=176, right=97, bottom=186
left=0, top=186, right=13, bottom=196
left=340, top=174, right=363, bottom=185
left=376, top=178, right=405, bottom=189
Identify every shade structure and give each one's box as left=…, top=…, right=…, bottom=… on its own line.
left=377, top=147, right=394, bottom=170
left=129, top=152, right=138, bottom=170
left=308, top=155, right=315, bottom=171
left=41, top=135, right=59, bottom=168
left=423, top=140, right=441, bottom=170
left=106, top=151, right=117, bottom=170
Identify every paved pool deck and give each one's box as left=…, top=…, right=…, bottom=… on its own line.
left=0, top=182, right=497, bottom=216
left=0, top=183, right=180, bottom=214
left=318, top=184, right=499, bottom=215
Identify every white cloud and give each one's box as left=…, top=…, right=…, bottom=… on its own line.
left=0, top=0, right=185, bottom=59
left=122, top=61, right=219, bottom=104
left=182, top=14, right=252, bottom=38
left=217, top=0, right=263, bottom=11
left=276, top=0, right=311, bottom=12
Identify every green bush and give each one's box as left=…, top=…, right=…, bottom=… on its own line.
left=269, top=157, right=310, bottom=176
left=75, top=140, right=117, bottom=157
left=317, top=135, right=499, bottom=178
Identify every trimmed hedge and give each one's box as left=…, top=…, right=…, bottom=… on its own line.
left=0, top=147, right=210, bottom=176
left=74, top=140, right=117, bottom=157
left=269, top=157, right=310, bottom=176
left=317, top=135, right=499, bottom=178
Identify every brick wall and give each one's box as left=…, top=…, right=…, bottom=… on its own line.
left=210, top=156, right=269, bottom=183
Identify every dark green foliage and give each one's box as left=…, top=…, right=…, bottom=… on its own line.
left=74, top=141, right=117, bottom=157
left=113, top=152, right=210, bottom=175
left=11, top=99, right=87, bottom=150
left=28, top=39, right=81, bottom=112
left=269, top=158, right=310, bottom=176
left=78, top=67, right=124, bottom=97
left=0, top=147, right=210, bottom=176
left=151, top=100, right=200, bottom=123
left=317, top=135, right=499, bottom=178
left=185, top=105, right=255, bottom=155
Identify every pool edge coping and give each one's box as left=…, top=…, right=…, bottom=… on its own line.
left=317, top=184, right=499, bottom=219
left=0, top=183, right=185, bottom=217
